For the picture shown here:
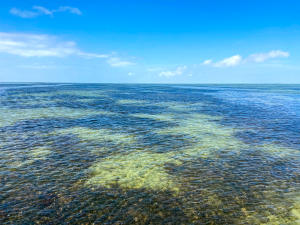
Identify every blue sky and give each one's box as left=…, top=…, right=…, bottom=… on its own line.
left=0, top=0, right=300, bottom=83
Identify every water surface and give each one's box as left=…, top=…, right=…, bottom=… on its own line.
left=0, top=83, right=299, bottom=224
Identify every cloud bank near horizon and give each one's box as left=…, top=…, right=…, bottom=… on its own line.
left=0, top=32, right=134, bottom=68
left=0, top=31, right=292, bottom=79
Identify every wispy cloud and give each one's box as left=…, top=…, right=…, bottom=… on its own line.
left=214, top=55, right=242, bottom=67
left=10, top=6, right=82, bottom=18
left=10, top=8, right=39, bottom=18
left=107, top=57, right=135, bottom=67
left=247, top=50, right=289, bottom=63
left=0, top=32, right=85, bottom=57
left=202, top=59, right=212, bottom=65
left=78, top=52, right=109, bottom=59
left=159, top=66, right=187, bottom=77
left=203, top=50, right=289, bottom=68
left=0, top=32, right=133, bottom=67
left=33, top=6, right=53, bottom=16
left=55, top=6, right=82, bottom=15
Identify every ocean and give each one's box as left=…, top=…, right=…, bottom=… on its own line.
left=0, top=83, right=299, bottom=224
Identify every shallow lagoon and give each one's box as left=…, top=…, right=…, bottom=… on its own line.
left=0, top=83, right=299, bottom=224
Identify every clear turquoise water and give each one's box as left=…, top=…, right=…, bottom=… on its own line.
left=0, top=83, right=299, bottom=224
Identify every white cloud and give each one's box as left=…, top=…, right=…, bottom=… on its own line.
left=0, top=32, right=134, bottom=68
left=202, top=59, right=212, bottom=65
left=10, top=8, right=39, bottom=18
left=10, top=6, right=82, bottom=18
left=247, top=50, right=289, bottom=63
left=0, top=32, right=81, bottom=57
left=203, top=50, right=290, bottom=68
left=214, top=55, right=242, bottom=67
left=33, top=6, right=53, bottom=16
left=78, top=52, right=109, bottom=58
left=107, top=57, right=135, bottom=67
left=56, top=6, right=82, bottom=15
left=159, top=66, right=187, bottom=77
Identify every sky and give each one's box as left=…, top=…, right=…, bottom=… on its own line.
left=0, top=0, right=300, bottom=83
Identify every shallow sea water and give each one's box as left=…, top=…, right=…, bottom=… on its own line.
left=0, top=83, right=300, bottom=224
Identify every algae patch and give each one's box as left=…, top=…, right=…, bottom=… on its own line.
left=86, top=151, right=182, bottom=192
left=27, top=90, right=109, bottom=98
left=156, top=113, right=245, bottom=158
left=30, top=146, right=51, bottom=160
left=131, top=113, right=175, bottom=122
left=291, top=200, right=300, bottom=224
left=84, top=113, right=244, bottom=192
left=255, top=143, right=300, bottom=159
left=0, top=107, right=114, bottom=127
left=85, top=113, right=241, bottom=192
left=85, top=111, right=299, bottom=195
left=117, top=99, right=149, bottom=105
left=244, top=191, right=300, bottom=225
